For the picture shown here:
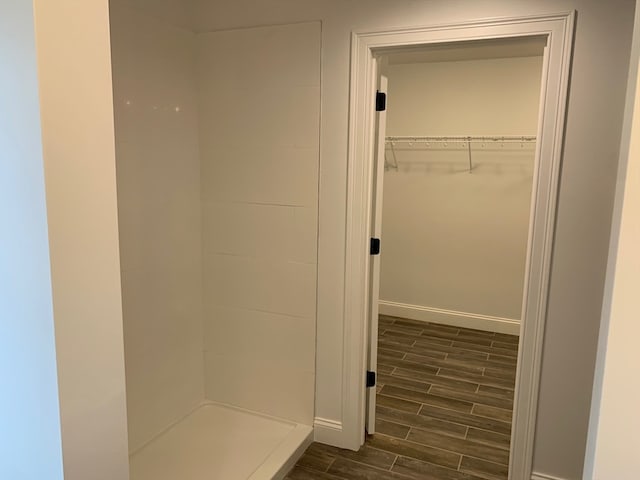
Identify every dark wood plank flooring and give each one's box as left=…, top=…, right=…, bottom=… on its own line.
left=286, top=315, right=518, bottom=480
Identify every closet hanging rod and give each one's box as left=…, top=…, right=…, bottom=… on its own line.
left=385, top=135, right=536, bottom=143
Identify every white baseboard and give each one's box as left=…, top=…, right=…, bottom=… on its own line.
left=531, top=473, right=568, bottom=480
left=313, top=417, right=343, bottom=446
left=379, top=300, right=520, bottom=335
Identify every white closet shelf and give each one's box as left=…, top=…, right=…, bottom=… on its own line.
left=385, top=135, right=537, bottom=143
left=384, top=135, right=537, bottom=172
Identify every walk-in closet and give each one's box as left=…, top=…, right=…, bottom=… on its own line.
left=109, top=3, right=320, bottom=478
left=377, top=40, right=545, bottom=332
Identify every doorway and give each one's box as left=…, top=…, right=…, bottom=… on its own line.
left=364, top=39, right=544, bottom=479
left=343, top=14, right=574, bottom=480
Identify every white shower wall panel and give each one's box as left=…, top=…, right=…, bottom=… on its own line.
left=110, top=4, right=204, bottom=452
left=199, top=22, right=321, bottom=425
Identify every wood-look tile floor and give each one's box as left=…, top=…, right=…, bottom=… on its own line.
left=286, top=315, right=518, bottom=480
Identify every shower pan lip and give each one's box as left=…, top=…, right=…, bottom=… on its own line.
left=129, top=401, right=313, bottom=480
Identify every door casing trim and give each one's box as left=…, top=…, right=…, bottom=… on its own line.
left=342, top=12, right=575, bottom=480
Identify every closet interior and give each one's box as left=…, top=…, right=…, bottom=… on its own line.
left=378, top=40, right=546, bottom=333
left=109, top=3, right=320, bottom=479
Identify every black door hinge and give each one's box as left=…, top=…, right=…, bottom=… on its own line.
left=370, top=238, right=381, bottom=255
left=366, top=371, right=376, bottom=388
left=376, top=91, right=386, bottom=111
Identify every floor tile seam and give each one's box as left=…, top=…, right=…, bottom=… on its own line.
left=389, top=453, right=401, bottom=471
left=377, top=341, right=416, bottom=352
left=415, top=410, right=512, bottom=434
left=482, top=367, right=516, bottom=381
left=469, top=406, right=513, bottom=423
left=365, top=443, right=409, bottom=464
left=460, top=453, right=510, bottom=468
left=416, top=343, right=516, bottom=358
left=292, top=464, right=346, bottom=479
left=448, top=359, right=517, bottom=371
left=382, top=324, right=423, bottom=332
left=406, top=426, right=504, bottom=450
left=381, top=362, right=440, bottom=376
left=383, top=433, right=490, bottom=465
left=421, top=336, right=495, bottom=348
left=471, top=402, right=513, bottom=413
left=381, top=375, right=432, bottom=391
left=490, top=340, right=518, bottom=348
left=450, top=449, right=511, bottom=469
left=412, top=389, right=477, bottom=410
left=435, top=371, right=516, bottom=389
left=415, top=397, right=492, bottom=417
left=477, top=373, right=516, bottom=385
left=429, top=349, right=518, bottom=362
left=445, top=351, right=492, bottom=362
left=458, top=463, right=507, bottom=480
left=457, top=427, right=512, bottom=450
left=465, top=425, right=513, bottom=438
left=390, top=370, right=480, bottom=390
left=379, top=389, right=475, bottom=413
left=329, top=453, right=413, bottom=477
left=402, top=356, right=487, bottom=374
left=427, top=389, right=515, bottom=410
left=426, top=331, right=495, bottom=341
left=378, top=352, right=408, bottom=361
left=324, top=455, right=337, bottom=473
left=448, top=343, right=518, bottom=356
left=406, top=429, right=512, bottom=457
left=388, top=365, right=480, bottom=382
left=390, top=453, right=472, bottom=477
left=483, top=364, right=518, bottom=373
left=455, top=332, right=497, bottom=340
left=373, top=435, right=464, bottom=465
left=379, top=408, right=487, bottom=434
left=463, top=439, right=511, bottom=452
left=383, top=330, right=424, bottom=338
left=378, top=417, right=467, bottom=438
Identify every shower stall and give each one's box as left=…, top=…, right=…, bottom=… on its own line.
left=109, top=3, right=320, bottom=478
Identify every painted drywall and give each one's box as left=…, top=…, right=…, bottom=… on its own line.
left=198, top=22, right=320, bottom=425
left=191, top=1, right=635, bottom=478
left=380, top=56, right=542, bottom=323
left=0, top=2, right=63, bottom=478
left=110, top=3, right=205, bottom=452
left=585, top=4, right=640, bottom=478
left=110, top=0, right=194, bottom=30
left=33, top=0, right=130, bottom=478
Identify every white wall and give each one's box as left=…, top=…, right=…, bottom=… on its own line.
left=585, top=4, right=640, bottom=478
left=192, top=1, right=635, bottom=478
left=0, top=1, right=63, bottom=478
left=380, top=56, right=542, bottom=326
left=110, top=3, right=205, bottom=452
left=111, top=0, right=195, bottom=30
left=34, top=0, right=130, bottom=478
left=198, top=22, right=321, bottom=425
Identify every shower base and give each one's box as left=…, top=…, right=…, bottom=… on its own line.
left=129, top=402, right=312, bottom=480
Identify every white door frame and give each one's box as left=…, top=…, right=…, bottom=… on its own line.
left=342, top=12, right=574, bottom=479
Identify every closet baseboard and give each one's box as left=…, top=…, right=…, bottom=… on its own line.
left=379, top=300, right=520, bottom=335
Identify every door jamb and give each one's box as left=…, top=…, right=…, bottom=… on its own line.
left=342, top=13, right=575, bottom=480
